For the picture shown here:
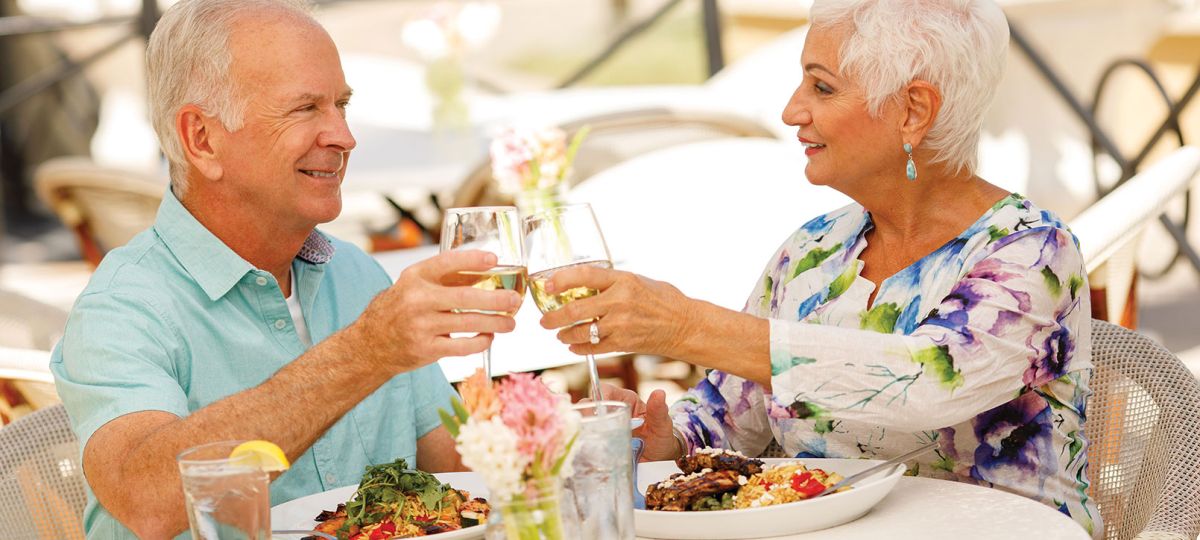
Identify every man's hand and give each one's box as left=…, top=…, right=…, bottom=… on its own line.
left=354, top=250, right=522, bottom=374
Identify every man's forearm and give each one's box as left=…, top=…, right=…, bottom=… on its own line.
left=161, top=324, right=389, bottom=458
left=106, top=322, right=397, bottom=537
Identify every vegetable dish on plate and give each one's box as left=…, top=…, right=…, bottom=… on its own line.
left=310, top=459, right=489, bottom=539
left=645, top=448, right=845, bottom=512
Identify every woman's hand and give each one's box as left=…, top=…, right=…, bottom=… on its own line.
left=601, top=384, right=681, bottom=462
left=538, top=264, right=696, bottom=359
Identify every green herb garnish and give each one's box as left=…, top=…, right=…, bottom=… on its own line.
left=342, top=459, right=451, bottom=533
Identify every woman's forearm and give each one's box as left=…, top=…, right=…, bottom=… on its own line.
left=673, top=299, right=772, bottom=388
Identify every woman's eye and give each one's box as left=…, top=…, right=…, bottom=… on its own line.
left=815, top=81, right=833, bottom=95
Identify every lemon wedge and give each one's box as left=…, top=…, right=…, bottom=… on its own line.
left=229, top=440, right=290, bottom=472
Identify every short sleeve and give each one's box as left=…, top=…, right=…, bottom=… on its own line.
left=50, top=291, right=189, bottom=449
left=408, top=363, right=458, bottom=438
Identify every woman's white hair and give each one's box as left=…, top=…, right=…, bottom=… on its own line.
left=146, top=0, right=313, bottom=198
left=809, top=0, right=1009, bottom=175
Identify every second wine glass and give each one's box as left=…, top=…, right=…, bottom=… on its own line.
left=523, top=203, right=611, bottom=404
left=440, top=206, right=526, bottom=380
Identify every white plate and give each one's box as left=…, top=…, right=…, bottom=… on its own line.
left=270, top=471, right=489, bottom=539
left=635, top=458, right=904, bottom=539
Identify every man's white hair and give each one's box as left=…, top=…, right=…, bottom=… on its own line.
left=809, top=0, right=1009, bottom=175
left=146, top=0, right=314, bottom=198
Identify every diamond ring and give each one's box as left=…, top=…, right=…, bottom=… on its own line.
left=588, top=321, right=600, bottom=345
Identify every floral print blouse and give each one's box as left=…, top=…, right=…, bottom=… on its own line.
left=671, top=194, right=1100, bottom=536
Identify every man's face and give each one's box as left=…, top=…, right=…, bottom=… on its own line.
left=214, top=12, right=355, bottom=233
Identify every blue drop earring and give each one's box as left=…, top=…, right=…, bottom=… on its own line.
left=903, top=143, right=917, bottom=181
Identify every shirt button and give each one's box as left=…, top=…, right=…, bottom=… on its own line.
left=325, top=473, right=337, bottom=484
left=255, top=276, right=268, bottom=286
left=274, top=319, right=287, bottom=330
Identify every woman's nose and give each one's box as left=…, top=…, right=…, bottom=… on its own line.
left=781, top=86, right=811, bottom=127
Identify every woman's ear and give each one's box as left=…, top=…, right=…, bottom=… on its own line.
left=177, top=104, right=224, bottom=182
left=901, top=80, right=941, bottom=146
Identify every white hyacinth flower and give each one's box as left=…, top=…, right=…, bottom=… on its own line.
left=455, top=417, right=527, bottom=501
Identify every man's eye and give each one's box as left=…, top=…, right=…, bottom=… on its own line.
left=295, top=104, right=317, bottom=113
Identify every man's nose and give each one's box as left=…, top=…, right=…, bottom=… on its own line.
left=320, top=112, right=356, bottom=152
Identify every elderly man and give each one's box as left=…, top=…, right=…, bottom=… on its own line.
left=49, top=1, right=519, bottom=538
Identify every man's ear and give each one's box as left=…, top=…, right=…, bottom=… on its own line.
left=900, top=80, right=941, bottom=147
left=177, top=104, right=223, bottom=181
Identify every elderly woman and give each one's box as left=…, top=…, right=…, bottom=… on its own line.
left=540, top=0, right=1099, bottom=534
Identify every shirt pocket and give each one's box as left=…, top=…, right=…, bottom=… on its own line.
left=350, top=374, right=418, bottom=465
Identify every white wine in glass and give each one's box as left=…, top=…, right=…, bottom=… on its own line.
left=441, top=206, right=526, bottom=379
left=523, top=204, right=612, bottom=404
left=528, top=260, right=613, bottom=313
left=454, top=265, right=528, bottom=317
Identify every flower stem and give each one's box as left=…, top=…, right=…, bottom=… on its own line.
left=538, top=496, right=565, bottom=539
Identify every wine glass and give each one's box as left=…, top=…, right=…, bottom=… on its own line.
left=523, top=203, right=612, bottom=404
left=440, top=206, right=527, bottom=379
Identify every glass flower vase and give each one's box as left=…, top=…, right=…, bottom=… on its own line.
left=485, top=477, right=578, bottom=540
left=514, top=182, right=568, bottom=218
left=425, top=54, right=469, bottom=131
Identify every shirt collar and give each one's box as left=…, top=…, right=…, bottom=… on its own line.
left=153, top=189, right=335, bottom=301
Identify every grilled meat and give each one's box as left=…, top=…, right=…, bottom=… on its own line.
left=676, top=452, right=764, bottom=477
left=645, top=469, right=741, bottom=511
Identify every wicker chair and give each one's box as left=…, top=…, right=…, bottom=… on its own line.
left=0, top=290, right=67, bottom=420
left=1087, top=320, right=1200, bottom=540
left=34, top=156, right=166, bottom=267
left=0, top=404, right=86, bottom=540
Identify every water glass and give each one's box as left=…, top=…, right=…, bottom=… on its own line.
left=567, top=401, right=635, bottom=539
left=178, top=441, right=271, bottom=540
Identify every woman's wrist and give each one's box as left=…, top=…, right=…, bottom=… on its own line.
left=672, top=303, right=772, bottom=386
left=671, top=427, right=689, bottom=459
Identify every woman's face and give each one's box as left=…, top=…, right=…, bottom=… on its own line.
left=781, top=25, right=904, bottom=192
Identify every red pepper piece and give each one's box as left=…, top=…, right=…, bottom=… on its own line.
left=368, top=521, right=397, bottom=540
left=790, top=471, right=826, bottom=498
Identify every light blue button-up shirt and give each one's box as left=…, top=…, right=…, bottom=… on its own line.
left=51, top=190, right=456, bottom=539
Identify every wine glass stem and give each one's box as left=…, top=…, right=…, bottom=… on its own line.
left=483, top=346, right=492, bottom=380
left=585, top=353, right=605, bottom=412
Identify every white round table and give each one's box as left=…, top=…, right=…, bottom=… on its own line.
left=637, top=477, right=1092, bottom=540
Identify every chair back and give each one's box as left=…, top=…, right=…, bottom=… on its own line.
left=0, top=404, right=86, bottom=540
left=1069, top=146, right=1200, bottom=325
left=0, top=290, right=67, bottom=420
left=450, top=107, right=776, bottom=209
left=34, top=157, right=166, bottom=266
left=1086, top=319, right=1200, bottom=540
left=0, top=289, right=69, bottom=351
